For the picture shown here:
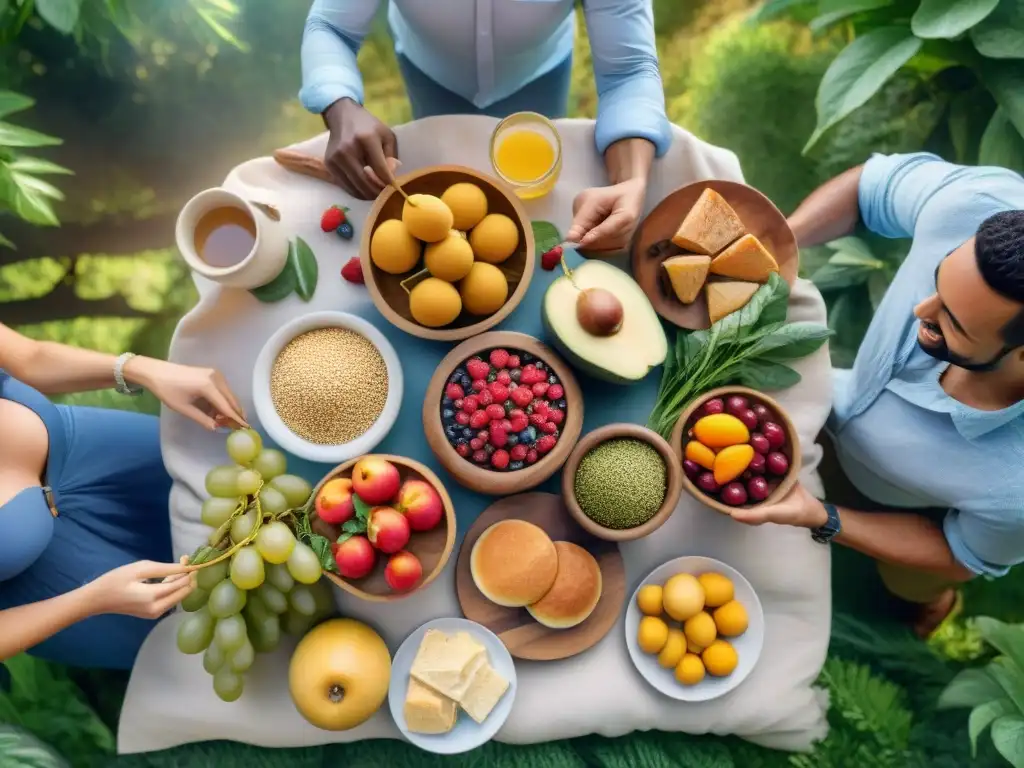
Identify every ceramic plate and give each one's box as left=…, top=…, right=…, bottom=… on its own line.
left=389, top=617, right=517, bottom=754
left=624, top=556, right=764, bottom=702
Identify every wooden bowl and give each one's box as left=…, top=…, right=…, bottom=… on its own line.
left=309, top=454, right=456, bottom=601
left=359, top=164, right=535, bottom=342
left=561, top=424, right=682, bottom=542
left=423, top=331, right=583, bottom=495
left=630, top=180, right=798, bottom=330
left=669, top=386, right=801, bottom=516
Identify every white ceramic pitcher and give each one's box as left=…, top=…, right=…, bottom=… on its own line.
left=175, top=187, right=288, bottom=289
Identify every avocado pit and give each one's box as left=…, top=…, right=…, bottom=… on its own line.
left=576, top=287, right=624, bottom=337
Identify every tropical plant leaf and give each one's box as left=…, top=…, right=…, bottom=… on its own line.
left=988, top=657, right=1024, bottom=713
left=976, top=617, right=1024, bottom=674
left=810, top=0, right=894, bottom=33
left=805, top=27, right=923, bottom=152
left=978, top=58, right=1024, bottom=137
left=0, top=725, right=69, bottom=768
left=34, top=0, right=82, bottom=34
left=991, top=714, right=1024, bottom=767
left=970, top=699, right=1017, bottom=756
left=970, top=0, right=1024, bottom=59
left=911, top=0, right=1000, bottom=40
left=11, top=171, right=64, bottom=201
left=938, top=667, right=1005, bottom=709
left=0, top=91, right=33, bottom=120
left=0, top=122, right=62, bottom=149
left=825, top=235, right=877, bottom=261
left=7, top=156, right=72, bottom=175
left=812, top=261, right=874, bottom=291
left=978, top=107, right=1024, bottom=172
left=532, top=220, right=561, bottom=255
left=289, top=236, right=318, bottom=302
left=5, top=170, right=60, bottom=226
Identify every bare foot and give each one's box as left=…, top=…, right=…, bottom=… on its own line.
left=913, top=588, right=958, bottom=639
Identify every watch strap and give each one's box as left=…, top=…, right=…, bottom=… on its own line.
left=811, top=502, right=841, bottom=544
left=114, top=352, right=143, bottom=396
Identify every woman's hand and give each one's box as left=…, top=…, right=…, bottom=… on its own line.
left=566, top=177, right=646, bottom=252
left=323, top=98, right=401, bottom=200
left=126, top=357, right=247, bottom=430
left=84, top=559, right=195, bottom=620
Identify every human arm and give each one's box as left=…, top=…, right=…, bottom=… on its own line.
left=0, top=322, right=246, bottom=429
left=0, top=560, right=193, bottom=662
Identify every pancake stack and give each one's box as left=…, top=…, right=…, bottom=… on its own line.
left=470, top=519, right=602, bottom=629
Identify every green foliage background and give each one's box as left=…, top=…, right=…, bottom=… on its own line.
left=2, top=1, right=1023, bottom=766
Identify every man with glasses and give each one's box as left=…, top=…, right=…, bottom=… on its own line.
left=729, top=152, right=1024, bottom=637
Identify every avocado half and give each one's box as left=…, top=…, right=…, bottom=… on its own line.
left=541, top=260, right=667, bottom=384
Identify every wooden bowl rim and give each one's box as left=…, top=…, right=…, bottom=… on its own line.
left=669, top=386, right=801, bottom=516
left=422, top=331, right=584, bottom=496
left=561, top=423, right=683, bottom=542
left=629, top=179, right=798, bottom=330
left=358, top=164, right=536, bottom=342
left=310, top=454, right=457, bottom=602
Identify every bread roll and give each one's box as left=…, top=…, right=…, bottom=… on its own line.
left=470, top=520, right=557, bottom=607
left=526, top=541, right=602, bottom=629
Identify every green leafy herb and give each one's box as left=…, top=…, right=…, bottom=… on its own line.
left=532, top=220, right=561, bottom=254
left=250, top=236, right=319, bottom=303
left=341, top=519, right=365, bottom=534
left=647, top=273, right=832, bottom=438
left=305, top=533, right=338, bottom=573
left=353, top=494, right=371, bottom=522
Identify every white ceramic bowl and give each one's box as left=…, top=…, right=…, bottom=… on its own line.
left=624, top=556, right=764, bottom=702
left=389, top=617, right=516, bottom=755
left=251, top=311, right=403, bottom=464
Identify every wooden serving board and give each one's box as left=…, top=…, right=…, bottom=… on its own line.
left=455, top=492, right=625, bottom=661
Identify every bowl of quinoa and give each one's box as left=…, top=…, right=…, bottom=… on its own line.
left=252, top=311, right=403, bottom=463
left=562, top=424, right=682, bottom=542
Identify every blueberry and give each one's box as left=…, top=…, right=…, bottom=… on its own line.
left=510, top=369, right=521, bottom=382
left=557, top=400, right=567, bottom=410
left=442, top=397, right=453, bottom=407
left=448, top=373, right=462, bottom=385
left=535, top=361, right=545, bottom=371
left=523, top=353, right=534, bottom=363
left=455, top=437, right=468, bottom=447
left=454, top=366, right=466, bottom=378
left=460, top=374, right=472, bottom=389
left=548, top=374, right=557, bottom=384
left=509, top=461, right=524, bottom=471
left=442, top=408, right=455, bottom=422
left=462, top=427, right=474, bottom=439
left=519, top=427, right=536, bottom=444
left=506, top=433, right=519, bottom=446
left=445, top=425, right=458, bottom=441
left=336, top=221, right=354, bottom=239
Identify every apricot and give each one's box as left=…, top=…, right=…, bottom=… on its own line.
left=469, top=213, right=519, bottom=264
left=409, top=277, right=462, bottom=327
left=403, top=194, right=453, bottom=242
left=684, top=441, right=716, bottom=471
left=424, top=230, right=474, bottom=282
left=441, top=183, right=488, bottom=231
left=713, top=444, right=754, bottom=485
left=692, top=414, right=749, bottom=450
left=369, top=219, right=421, bottom=275
left=459, top=262, right=508, bottom=315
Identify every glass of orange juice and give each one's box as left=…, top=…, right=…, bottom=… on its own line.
left=489, top=112, right=562, bottom=200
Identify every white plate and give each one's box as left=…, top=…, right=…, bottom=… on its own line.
left=251, top=311, right=403, bottom=464
left=388, top=617, right=517, bottom=755
left=624, top=556, right=764, bottom=702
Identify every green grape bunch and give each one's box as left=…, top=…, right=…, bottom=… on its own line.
left=177, top=428, right=335, bottom=702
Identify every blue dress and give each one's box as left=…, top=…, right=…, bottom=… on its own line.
left=0, top=371, right=174, bottom=669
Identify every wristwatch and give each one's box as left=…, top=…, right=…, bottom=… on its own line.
left=114, top=352, right=143, bottom=397
left=811, top=502, right=841, bottom=544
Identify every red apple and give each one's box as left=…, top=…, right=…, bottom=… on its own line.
left=332, top=535, right=376, bottom=579
left=385, top=551, right=422, bottom=592
left=351, top=457, right=401, bottom=505
left=366, top=506, right=411, bottom=554
left=315, top=477, right=355, bottom=525
left=395, top=479, right=444, bottom=532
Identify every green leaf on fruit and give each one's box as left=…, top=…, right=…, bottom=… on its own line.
left=305, top=532, right=338, bottom=573
left=336, top=532, right=352, bottom=545
left=342, top=519, right=365, bottom=534
left=532, top=220, right=561, bottom=255
left=353, top=494, right=372, bottom=522
left=188, top=545, right=220, bottom=566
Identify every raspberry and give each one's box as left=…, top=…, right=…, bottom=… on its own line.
left=540, top=245, right=563, bottom=271
left=526, top=449, right=539, bottom=464
left=540, top=421, right=558, bottom=434
left=445, top=383, right=464, bottom=400
left=456, top=443, right=471, bottom=458
left=496, top=370, right=511, bottom=385
left=472, top=449, right=488, bottom=464
left=485, top=404, right=505, bottom=420
left=533, top=399, right=549, bottom=416
left=520, top=365, right=539, bottom=384
left=509, top=413, right=528, bottom=432
left=531, top=382, right=549, bottom=397
left=490, top=426, right=508, bottom=447
left=488, top=349, right=510, bottom=369
left=548, top=409, right=564, bottom=426
left=340, top=257, right=364, bottom=284
left=529, top=412, right=548, bottom=427
left=490, top=449, right=510, bottom=470
left=536, top=435, right=557, bottom=454
left=320, top=206, right=346, bottom=231
left=461, top=396, right=479, bottom=413
left=510, top=444, right=528, bottom=461
left=511, top=387, right=533, bottom=407
left=476, top=389, right=493, bottom=406
left=472, top=379, right=487, bottom=392
left=489, top=383, right=509, bottom=402
left=466, top=359, right=490, bottom=380
left=455, top=411, right=470, bottom=426
left=469, top=410, right=490, bottom=429
left=547, top=384, right=564, bottom=400
left=507, top=355, right=520, bottom=368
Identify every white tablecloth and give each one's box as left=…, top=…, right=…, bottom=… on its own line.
left=119, top=116, right=832, bottom=755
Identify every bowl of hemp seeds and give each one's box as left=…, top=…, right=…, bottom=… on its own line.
left=561, top=424, right=682, bottom=542
left=252, top=311, right=404, bottom=464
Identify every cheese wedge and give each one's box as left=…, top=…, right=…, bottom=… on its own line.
left=707, top=281, right=759, bottom=325
left=404, top=678, right=457, bottom=734
left=661, top=255, right=711, bottom=304
left=671, top=189, right=746, bottom=255
left=459, top=663, right=510, bottom=724
left=410, top=630, right=487, bottom=702
left=709, top=234, right=779, bottom=282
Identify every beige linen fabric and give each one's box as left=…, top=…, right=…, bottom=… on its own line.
left=118, top=116, right=832, bottom=755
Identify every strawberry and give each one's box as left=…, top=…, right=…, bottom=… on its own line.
left=536, top=435, right=557, bottom=454
left=548, top=409, right=564, bottom=426
left=547, top=383, right=564, bottom=400
left=471, top=378, right=487, bottom=392
left=529, top=412, right=548, bottom=428
left=469, top=410, right=490, bottom=429
left=489, top=348, right=510, bottom=369
left=445, top=383, right=464, bottom=400
left=507, top=355, right=521, bottom=368
left=489, top=426, right=508, bottom=448
left=466, top=358, right=490, bottom=381
left=541, top=245, right=563, bottom=271
left=511, top=387, right=533, bottom=407
left=461, top=396, right=479, bottom=413
left=490, top=449, right=510, bottom=470
left=496, top=370, right=511, bottom=386
left=531, top=381, right=549, bottom=397
left=476, top=388, right=494, bottom=406
left=341, top=257, right=364, bottom=284
left=526, top=448, right=539, bottom=464
left=321, top=206, right=347, bottom=232
left=510, top=444, right=528, bottom=461
left=485, top=404, right=505, bottom=420
left=488, top=383, right=509, bottom=402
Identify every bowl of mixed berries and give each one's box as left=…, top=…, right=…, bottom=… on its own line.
left=422, top=331, right=584, bottom=495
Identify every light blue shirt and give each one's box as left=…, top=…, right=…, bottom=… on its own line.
left=299, top=0, right=672, bottom=157
left=831, top=152, right=1024, bottom=577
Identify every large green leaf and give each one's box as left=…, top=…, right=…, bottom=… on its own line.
left=5, top=168, right=60, bottom=226
left=805, top=27, right=922, bottom=152
left=978, top=59, right=1024, bottom=136
left=991, top=715, right=1024, bottom=767
left=990, top=658, right=1024, bottom=713
left=7, top=156, right=72, bottom=175
left=825, top=235, right=877, bottom=261
left=812, top=261, right=875, bottom=290
left=938, top=667, right=1005, bottom=709
left=0, top=725, right=69, bottom=768
left=976, top=617, right=1024, bottom=672
left=0, top=122, right=62, bottom=149
left=911, top=0, right=1000, bottom=39
left=34, top=0, right=81, bottom=34
left=0, top=91, right=33, bottom=120
left=809, top=0, right=894, bottom=33
left=971, top=0, right=1024, bottom=59
left=979, top=107, right=1024, bottom=172
left=971, top=699, right=1018, bottom=756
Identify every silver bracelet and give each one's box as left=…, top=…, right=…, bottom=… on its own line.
left=114, top=352, right=143, bottom=396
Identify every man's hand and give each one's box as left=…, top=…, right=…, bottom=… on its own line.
left=730, top=483, right=830, bottom=529
left=566, top=177, right=646, bottom=251
left=323, top=98, right=401, bottom=200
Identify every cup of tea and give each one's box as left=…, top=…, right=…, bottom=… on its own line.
left=175, top=188, right=288, bottom=289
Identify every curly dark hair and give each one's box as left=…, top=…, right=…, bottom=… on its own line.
left=976, top=210, right=1024, bottom=348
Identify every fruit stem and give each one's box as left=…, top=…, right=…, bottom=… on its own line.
left=399, top=267, right=430, bottom=295
left=188, top=486, right=266, bottom=571
left=560, top=255, right=578, bottom=290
